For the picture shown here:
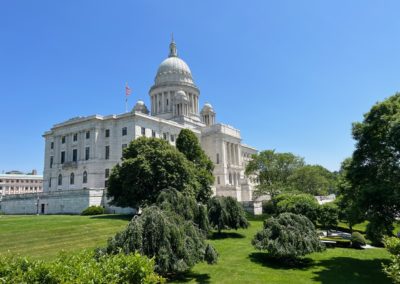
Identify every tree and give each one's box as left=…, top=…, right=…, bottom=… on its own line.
left=245, top=150, right=304, bottom=198
left=156, top=188, right=210, bottom=234
left=288, top=165, right=336, bottom=196
left=102, top=206, right=218, bottom=275
left=107, top=137, right=199, bottom=208
left=208, top=196, right=249, bottom=233
left=347, top=93, right=400, bottom=244
left=318, top=203, right=339, bottom=232
left=176, top=129, right=215, bottom=203
left=383, top=236, right=400, bottom=283
left=252, top=213, right=325, bottom=261
left=336, top=158, right=365, bottom=233
left=275, top=193, right=320, bottom=224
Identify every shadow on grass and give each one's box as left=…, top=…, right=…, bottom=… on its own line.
left=169, top=271, right=211, bottom=284
left=208, top=231, right=246, bottom=240
left=89, top=214, right=133, bottom=221
left=248, top=252, right=314, bottom=270
left=312, top=257, right=391, bottom=284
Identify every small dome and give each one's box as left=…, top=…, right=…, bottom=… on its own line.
left=201, top=103, right=215, bottom=113
left=133, top=100, right=149, bottom=114
left=175, top=90, right=189, bottom=102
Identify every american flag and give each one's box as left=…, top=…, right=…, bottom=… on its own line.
left=125, top=84, right=132, bottom=96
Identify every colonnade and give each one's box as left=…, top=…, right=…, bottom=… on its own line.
left=151, top=91, right=198, bottom=115
left=225, top=141, right=240, bottom=165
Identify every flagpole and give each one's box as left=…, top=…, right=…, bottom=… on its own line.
left=125, top=82, right=128, bottom=113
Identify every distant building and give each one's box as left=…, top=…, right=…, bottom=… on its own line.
left=2, top=39, right=259, bottom=215
left=0, top=170, right=43, bottom=197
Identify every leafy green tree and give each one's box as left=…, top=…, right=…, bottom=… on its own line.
left=252, top=213, right=325, bottom=261
left=347, top=94, right=400, bottom=244
left=289, top=165, right=336, bottom=196
left=107, top=137, right=199, bottom=208
left=208, top=196, right=249, bottom=233
left=275, top=193, right=320, bottom=224
left=318, top=203, right=339, bottom=232
left=383, top=236, right=400, bottom=283
left=245, top=150, right=305, bottom=198
left=336, top=158, right=365, bottom=233
left=102, top=206, right=217, bottom=275
left=156, top=188, right=210, bottom=234
left=176, top=129, right=215, bottom=203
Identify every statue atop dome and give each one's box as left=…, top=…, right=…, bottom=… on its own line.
left=169, top=33, right=177, bottom=57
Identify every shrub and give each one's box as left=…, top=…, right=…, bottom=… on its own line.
left=351, top=232, right=366, bottom=248
left=81, top=205, right=105, bottom=216
left=318, top=203, right=339, bottom=231
left=262, top=199, right=276, bottom=215
left=252, top=212, right=325, bottom=260
left=275, top=193, right=320, bottom=224
left=0, top=250, right=164, bottom=283
left=101, top=206, right=217, bottom=275
left=383, top=236, right=400, bottom=283
left=208, top=196, right=249, bottom=233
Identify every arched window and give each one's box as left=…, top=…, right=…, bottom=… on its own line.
left=83, top=171, right=87, bottom=184
left=58, top=174, right=62, bottom=186
left=70, top=173, right=75, bottom=185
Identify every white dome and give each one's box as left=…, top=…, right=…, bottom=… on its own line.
left=155, top=57, right=194, bottom=85
left=132, top=100, right=149, bottom=114
left=175, top=90, right=189, bottom=102
left=201, top=103, right=214, bottom=113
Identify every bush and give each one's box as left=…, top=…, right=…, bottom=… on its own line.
left=252, top=212, right=325, bottom=260
left=351, top=232, right=366, bottom=248
left=81, top=205, right=105, bottom=216
left=275, top=193, right=320, bottom=224
left=383, top=236, right=400, bottom=283
left=262, top=199, right=276, bottom=215
left=102, top=206, right=217, bottom=275
left=318, top=203, right=339, bottom=230
left=0, top=250, right=164, bottom=283
left=208, top=196, right=249, bottom=233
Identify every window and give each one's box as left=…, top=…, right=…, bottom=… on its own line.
left=141, top=127, right=145, bottom=136
left=170, top=135, right=175, bottom=142
left=58, top=174, right=62, bottom=186
left=70, top=173, right=75, bottom=185
left=166, top=99, right=169, bottom=106
left=217, top=176, right=220, bottom=184
left=61, top=151, right=65, bottom=164
left=122, top=144, right=127, bottom=150
left=72, top=149, right=77, bottom=162
left=61, top=136, right=66, bottom=144
left=229, top=173, right=232, bottom=184
left=216, top=153, right=220, bottom=164
left=49, top=178, right=51, bottom=188
left=73, top=133, right=78, bottom=141
left=152, top=130, right=156, bottom=138
left=163, top=133, right=167, bottom=140
left=105, top=146, right=110, bottom=160
left=85, top=147, right=90, bottom=160
left=105, top=169, right=110, bottom=178
left=50, top=142, right=54, bottom=149
left=83, top=171, right=87, bottom=184
left=50, top=156, right=53, bottom=168
left=104, top=180, right=109, bottom=188
left=105, top=129, right=110, bottom=138
left=122, top=127, right=127, bottom=136
left=86, top=131, right=90, bottom=139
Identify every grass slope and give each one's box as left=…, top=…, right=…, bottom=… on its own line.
left=0, top=215, right=393, bottom=283
left=0, top=214, right=130, bottom=259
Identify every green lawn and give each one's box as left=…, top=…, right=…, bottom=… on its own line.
left=0, top=215, right=393, bottom=283
left=0, top=214, right=130, bottom=260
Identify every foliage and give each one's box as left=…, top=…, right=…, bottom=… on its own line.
left=107, top=137, right=200, bottom=208
left=275, top=193, right=320, bottom=224
left=156, top=188, right=210, bottom=233
left=252, top=213, right=325, bottom=260
left=208, top=196, right=249, bottom=233
left=245, top=150, right=304, bottom=198
left=0, top=250, right=164, bottom=283
left=383, top=236, right=400, bottom=283
left=318, top=202, right=339, bottom=231
left=81, top=205, right=105, bottom=216
left=346, top=93, right=400, bottom=244
left=102, top=206, right=217, bottom=275
left=176, top=129, right=215, bottom=203
left=288, top=165, right=336, bottom=195
left=262, top=199, right=277, bottom=215
left=336, top=158, right=365, bottom=233
left=351, top=232, right=366, bottom=248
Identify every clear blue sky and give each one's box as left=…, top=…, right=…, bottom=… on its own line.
left=1, top=1, right=399, bottom=174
